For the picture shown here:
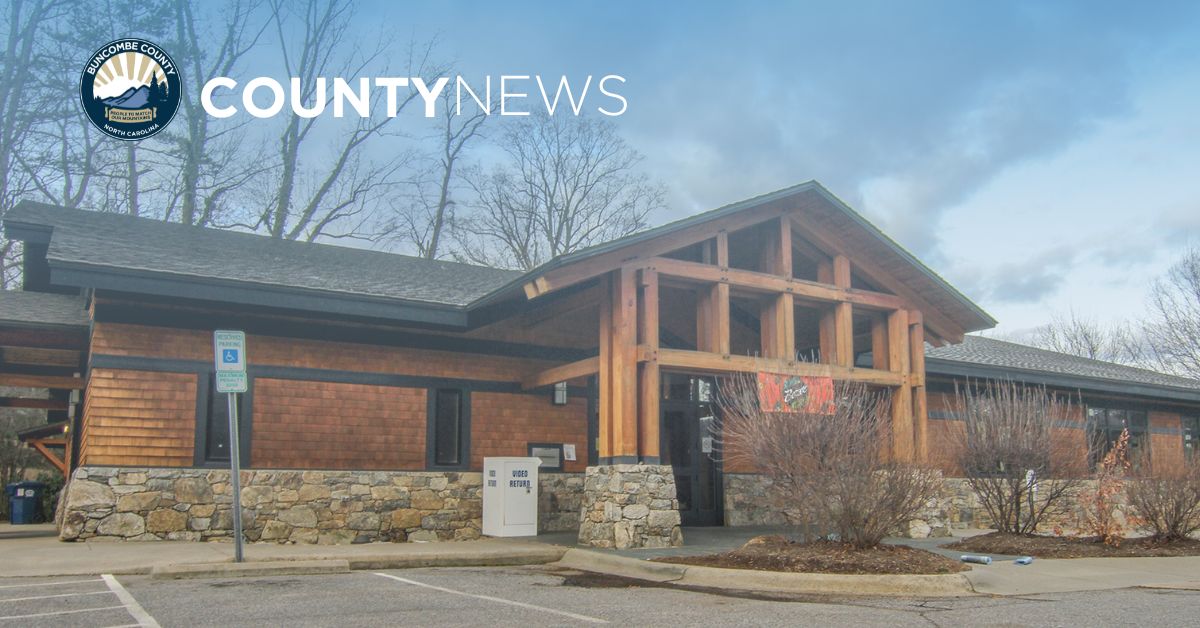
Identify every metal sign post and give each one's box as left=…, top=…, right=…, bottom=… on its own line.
left=226, top=391, right=244, bottom=563
left=214, top=330, right=248, bottom=563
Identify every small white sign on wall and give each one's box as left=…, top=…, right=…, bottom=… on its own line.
left=563, top=443, right=576, bottom=461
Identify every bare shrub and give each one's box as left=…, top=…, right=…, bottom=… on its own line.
left=954, top=381, right=1090, bottom=534
left=1125, top=458, right=1200, bottom=542
left=716, top=375, right=942, bottom=549
left=1079, top=429, right=1131, bottom=545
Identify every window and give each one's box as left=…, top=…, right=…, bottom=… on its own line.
left=1086, top=406, right=1149, bottom=467
left=198, top=373, right=249, bottom=466
left=1184, top=416, right=1200, bottom=460
left=428, top=388, right=470, bottom=469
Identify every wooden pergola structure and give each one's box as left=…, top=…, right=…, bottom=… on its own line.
left=520, top=184, right=992, bottom=467
left=0, top=299, right=88, bottom=476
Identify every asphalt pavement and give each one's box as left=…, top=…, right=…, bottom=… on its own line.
left=4, top=566, right=1199, bottom=627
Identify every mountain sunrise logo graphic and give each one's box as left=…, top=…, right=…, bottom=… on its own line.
left=80, top=38, right=181, bottom=140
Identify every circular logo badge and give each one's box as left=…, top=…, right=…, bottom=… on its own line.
left=80, top=38, right=181, bottom=141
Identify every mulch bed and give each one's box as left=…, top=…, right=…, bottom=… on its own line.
left=945, top=532, right=1200, bottom=558
left=653, top=535, right=969, bottom=575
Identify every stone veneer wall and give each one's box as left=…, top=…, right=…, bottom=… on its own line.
left=538, top=472, right=586, bottom=532
left=59, top=467, right=586, bottom=543
left=577, top=464, right=683, bottom=549
left=723, top=473, right=1133, bottom=538
left=723, top=474, right=790, bottom=527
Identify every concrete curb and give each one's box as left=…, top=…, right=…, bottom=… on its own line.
left=340, top=546, right=568, bottom=570
left=551, top=548, right=976, bottom=597
left=139, top=545, right=568, bottom=579
left=151, top=559, right=350, bottom=580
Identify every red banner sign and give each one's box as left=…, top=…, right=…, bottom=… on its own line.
left=757, top=372, right=834, bottom=414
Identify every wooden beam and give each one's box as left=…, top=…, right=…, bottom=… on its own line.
left=29, top=439, right=67, bottom=475
left=524, top=201, right=792, bottom=299
left=0, top=397, right=69, bottom=410
left=888, top=309, right=913, bottom=462
left=612, top=267, right=639, bottom=459
left=871, top=314, right=889, bottom=370
left=817, top=261, right=835, bottom=364
left=834, top=302, right=853, bottom=368
left=0, top=328, right=87, bottom=351
left=521, top=357, right=600, bottom=391
left=0, top=347, right=82, bottom=367
left=775, top=216, right=793, bottom=275
left=832, top=254, right=851, bottom=288
left=644, top=257, right=906, bottom=311
left=598, top=274, right=613, bottom=459
left=641, top=346, right=905, bottom=386
left=788, top=222, right=967, bottom=344
left=638, top=269, right=661, bottom=460
left=0, top=374, right=83, bottom=389
left=909, top=313, right=929, bottom=463
left=760, top=294, right=795, bottom=360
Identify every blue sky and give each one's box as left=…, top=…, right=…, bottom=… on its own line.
left=348, top=1, right=1200, bottom=334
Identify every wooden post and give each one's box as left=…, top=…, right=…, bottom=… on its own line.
left=888, top=308, right=913, bottom=462
left=817, top=261, right=835, bottom=364
left=909, top=312, right=928, bottom=463
left=761, top=216, right=792, bottom=276
left=638, top=269, right=661, bottom=462
left=697, top=233, right=730, bottom=355
left=612, top=267, right=639, bottom=460
left=598, top=274, right=613, bottom=460
left=871, top=314, right=889, bottom=370
left=760, top=217, right=795, bottom=359
left=832, top=254, right=854, bottom=367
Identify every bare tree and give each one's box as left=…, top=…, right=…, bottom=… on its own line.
left=1030, top=310, right=1148, bottom=366
left=0, top=0, right=73, bottom=286
left=716, top=375, right=941, bottom=548
left=953, top=381, right=1090, bottom=535
left=239, top=0, right=435, bottom=242
left=165, top=0, right=269, bottom=227
left=456, top=114, right=662, bottom=270
left=1144, top=248, right=1200, bottom=379
left=384, top=88, right=488, bottom=258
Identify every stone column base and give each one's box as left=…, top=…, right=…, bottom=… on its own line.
left=577, top=464, right=683, bottom=549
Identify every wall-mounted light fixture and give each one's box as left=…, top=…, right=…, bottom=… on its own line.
left=552, top=382, right=569, bottom=405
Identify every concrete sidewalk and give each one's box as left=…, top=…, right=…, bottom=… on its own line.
left=0, top=526, right=565, bottom=577
left=963, top=555, right=1200, bottom=595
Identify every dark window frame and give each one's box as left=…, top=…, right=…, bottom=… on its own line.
left=426, top=387, right=471, bottom=470
left=1086, top=405, right=1149, bottom=469
left=193, top=372, right=253, bottom=468
left=527, top=442, right=565, bottom=471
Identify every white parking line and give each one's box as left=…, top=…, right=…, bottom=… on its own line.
left=374, top=572, right=607, bottom=624
left=0, top=590, right=111, bottom=603
left=0, top=578, right=103, bottom=589
left=102, top=575, right=161, bottom=628
left=0, top=605, right=126, bottom=621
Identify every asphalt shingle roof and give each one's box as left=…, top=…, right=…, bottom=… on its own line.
left=926, top=335, right=1200, bottom=394
left=0, top=290, right=87, bottom=328
left=5, top=202, right=522, bottom=308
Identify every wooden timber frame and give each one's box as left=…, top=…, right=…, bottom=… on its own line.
left=523, top=210, right=946, bottom=465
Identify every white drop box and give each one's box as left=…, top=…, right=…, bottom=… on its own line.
left=482, top=457, right=542, bottom=537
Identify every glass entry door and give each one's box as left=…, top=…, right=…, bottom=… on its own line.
left=660, top=373, right=721, bottom=526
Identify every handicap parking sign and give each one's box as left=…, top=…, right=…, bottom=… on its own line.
left=213, top=330, right=246, bottom=373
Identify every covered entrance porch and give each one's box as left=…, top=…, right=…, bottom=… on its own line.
left=517, top=187, right=969, bottom=548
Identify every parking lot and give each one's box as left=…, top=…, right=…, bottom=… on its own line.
left=2, top=566, right=1198, bottom=627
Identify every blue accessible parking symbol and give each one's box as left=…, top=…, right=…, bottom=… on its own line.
left=222, top=349, right=239, bottom=363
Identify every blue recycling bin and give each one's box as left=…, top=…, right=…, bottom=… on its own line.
left=6, top=481, right=46, bottom=524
